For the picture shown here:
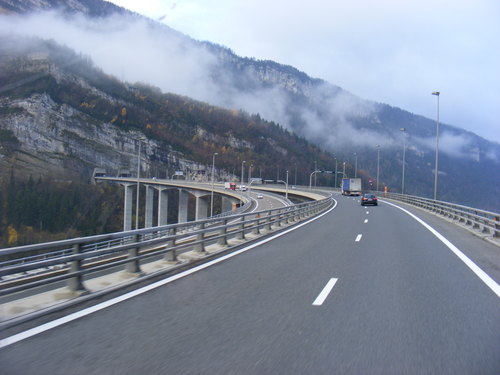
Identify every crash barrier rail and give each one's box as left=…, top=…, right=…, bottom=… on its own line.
left=0, top=199, right=255, bottom=271
left=381, top=192, right=500, bottom=238
left=0, top=196, right=334, bottom=298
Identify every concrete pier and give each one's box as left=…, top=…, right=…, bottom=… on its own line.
left=123, top=183, right=134, bottom=231
left=157, top=187, right=169, bottom=226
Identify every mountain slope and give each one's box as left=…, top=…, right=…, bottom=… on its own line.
left=0, top=36, right=335, bottom=186
left=0, top=0, right=498, bottom=211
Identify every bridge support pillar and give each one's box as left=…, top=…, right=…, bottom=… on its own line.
left=195, top=195, right=209, bottom=221
left=178, top=189, right=189, bottom=223
left=122, top=183, right=134, bottom=231
left=145, top=185, right=154, bottom=228
left=157, top=188, right=169, bottom=226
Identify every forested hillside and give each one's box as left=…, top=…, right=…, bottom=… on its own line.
left=0, top=173, right=124, bottom=247
left=0, top=37, right=341, bottom=246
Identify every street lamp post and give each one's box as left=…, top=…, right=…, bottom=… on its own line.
left=135, top=137, right=146, bottom=230
left=248, top=164, right=253, bottom=184
left=400, top=128, right=406, bottom=195
left=334, top=158, right=338, bottom=188
left=286, top=170, right=289, bottom=199
left=376, top=145, right=380, bottom=191
left=248, top=164, right=253, bottom=192
left=314, top=161, right=317, bottom=186
left=432, top=91, right=440, bottom=200
left=354, top=153, right=357, bottom=178
left=210, top=152, right=218, bottom=217
left=241, top=161, right=246, bottom=185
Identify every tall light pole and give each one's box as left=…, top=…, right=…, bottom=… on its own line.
left=400, top=128, right=406, bottom=195
left=432, top=91, right=440, bottom=200
left=314, top=161, right=317, bottom=186
left=135, top=137, right=146, bottom=230
left=241, top=160, right=246, bottom=185
left=354, top=153, right=358, bottom=178
left=376, top=145, right=380, bottom=192
left=334, top=158, right=338, bottom=188
left=248, top=164, right=253, bottom=184
left=285, top=170, right=289, bottom=199
left=210, top=152, right=218, bottom=217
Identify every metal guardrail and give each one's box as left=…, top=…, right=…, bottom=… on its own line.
left=0, top=197, right=334, bottom=297
left=381, top=192, right=500, bottom=238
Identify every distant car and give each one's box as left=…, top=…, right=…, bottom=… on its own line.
left=361, top=193, right=378, bottom=206
left=240, top=185, right=247, bottom=191
left=257, top=194, right=263, bottom=199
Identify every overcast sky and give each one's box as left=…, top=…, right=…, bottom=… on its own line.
left=106, top=0, right=500, bottom=143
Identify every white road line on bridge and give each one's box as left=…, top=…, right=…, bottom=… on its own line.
left=355, top=234, right=363, bottom=242
left=364, top=219, right=368, bottom=224
left=312, top=278, right=338, bottom=306
left=382, top=200, right=500, bottom=298
left=366, top=211, right=370, bottom=214
left=0, top=199, right=339, bottom=349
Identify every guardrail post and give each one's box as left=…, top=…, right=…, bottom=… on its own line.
left=218, top=218, right=228, bottom=246
left=481, top=219, right=490, bottom=234
left=493, top=217, right=500, bottom=238
left=472, top=211, right=480, bottom=230
left=253, top=214, right=261, bottom=235
left=126, top=234, right=142, bottom=274
left=276, top=209, right=283, bottom=227
left=295, top=207, right=301, bottom=220
left=465, top=214, right=473, bottom=227
left=194, top=222, right=206, bottom=253
left=68, top=243, right=88, bottom=293
left=163, top=227, right=177, bottom=262
left=237, top=215, right=246, bottom=240
left=272, top=210, right=281, bottom=228
left=284, top=209, right=292, bottom=225
left=265, top=212, right=272, bottom=231
left=300, top=206, right=307, bottom=219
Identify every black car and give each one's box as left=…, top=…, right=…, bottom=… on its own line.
left=361, top=193, right=378, bottom=206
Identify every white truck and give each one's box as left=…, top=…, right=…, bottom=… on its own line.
left=341, top=178, right=362, bottom=196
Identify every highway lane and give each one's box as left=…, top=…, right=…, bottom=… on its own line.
left=1, top=195, right=499, bottom=374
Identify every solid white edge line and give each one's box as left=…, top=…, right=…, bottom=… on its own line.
left=0, top=199, right=339, bottom=349
left=355, top=234, right=362, bottom=242
left=382, top=199, right=500, bottom=298
left=312, top=278, right=338, bottom=306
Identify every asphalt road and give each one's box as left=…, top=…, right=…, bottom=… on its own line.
left=1, top=194, right=499, bottom=374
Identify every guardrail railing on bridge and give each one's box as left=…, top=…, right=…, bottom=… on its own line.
left=381, top=192, right=500, bottom=239
left=0, top=197, right=333, bottom=302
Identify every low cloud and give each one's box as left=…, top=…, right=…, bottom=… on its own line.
left=0, top=10, right=385, bottom=151
left=413, top=131, right=498, bottom=161
left=0, top=10, right=496, bottom=162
